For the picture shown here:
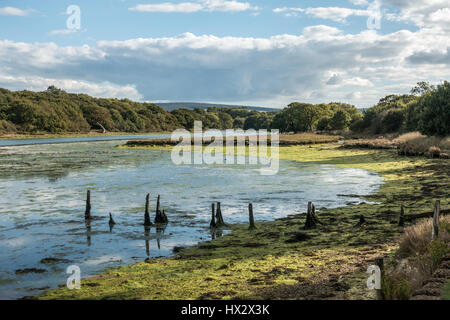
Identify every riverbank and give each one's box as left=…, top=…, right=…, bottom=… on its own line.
left=0, top=131, right=170, bottom=140
left=39, top=143, right=449, bottom=300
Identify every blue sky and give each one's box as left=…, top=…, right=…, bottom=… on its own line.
left=0, top=0, right=449, bottom=108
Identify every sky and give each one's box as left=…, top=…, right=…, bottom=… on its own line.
left=0, top=0, right=449, bottom=108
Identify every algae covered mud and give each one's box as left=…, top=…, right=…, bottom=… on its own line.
left=0, top=138, right=384, bottom=299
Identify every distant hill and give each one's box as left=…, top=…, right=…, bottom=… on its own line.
left=156, top=102, right=279, bottom=112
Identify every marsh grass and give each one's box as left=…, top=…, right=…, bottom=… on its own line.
left=384, top=216, right=450, bottom=299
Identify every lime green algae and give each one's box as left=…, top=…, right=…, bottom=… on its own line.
left=40, top=143, right=449, bottom=300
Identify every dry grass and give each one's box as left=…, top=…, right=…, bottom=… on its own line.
left=343, top=132, right=450, bottom=159
left=398, top=216, right=450, bottom=258
left=384, top=216, right=450, bottom=299
left=395, top=132, right=450, bottom=157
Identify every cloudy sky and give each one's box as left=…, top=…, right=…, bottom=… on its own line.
left=0, top=0, right=449, bottom=108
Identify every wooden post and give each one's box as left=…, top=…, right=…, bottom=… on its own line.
left=85, top=190, right=91, bottom=220
left=210, top=203, right=216, bottom=229
left=304, top=201, right=321, bottom=229
left=432, top=200, right=440, bottom=240
left=155, top=194, right=169, bottom=224
left=375, top=257, right=384, bottom=300
left=398, top=204, right=405, bottom=227
left=156, top=195, right=161, bottom=214
left=144, top=194, right=153, bottom=227
left=248, top=203, right=256, bottom=230
left=109, top=213, right=116, bottom=226
left=216, top=202, right=226, bottom=227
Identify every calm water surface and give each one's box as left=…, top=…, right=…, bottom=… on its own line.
left=0, top=138, right=384, bottom=299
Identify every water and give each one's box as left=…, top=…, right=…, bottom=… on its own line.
left=0, top=138, right=384, bottom=299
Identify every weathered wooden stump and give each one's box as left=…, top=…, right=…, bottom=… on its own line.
left=109, top=213, right=116, bottom=226
left=155, top=195, right=169, bottom=224
left=398, top=204, right=405, bottom=227
left=248, top=203, right=256, bottom=230
left=144, top=194, right=153, bottom=227
left=354, top=215, right=366, bottom=228
left=85, top=190, right=91, bottom=220
left=304, top=201, right=321, bottom=229
left=432, top=200, right=440, bottom=240
left=210, top=203, right=216, bottom=229
left=216, top=202, right=226, bottom=227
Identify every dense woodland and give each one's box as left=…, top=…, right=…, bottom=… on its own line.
left=0, top=81, right=448, bottom=136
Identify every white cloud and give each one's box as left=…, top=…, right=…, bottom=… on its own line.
left=0, top=23, right=449, bottom=108
left=383, top=0, right=450, bottom=30
left=129, top=0, right=258, bottom=13
left=49, top=29, right=78, bottom=36
left=0, top=73, right=143, bottom=101
left=274, top=6, right=370, bottom=22
left=0, top=6, right=30, bottom=16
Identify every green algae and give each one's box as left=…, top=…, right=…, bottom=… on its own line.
left=40, top=143, right=449, bottom=300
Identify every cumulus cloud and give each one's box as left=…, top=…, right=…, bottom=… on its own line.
left=129, top=0, right=258, bottom=13
left=0, top=73, right=143, bottom=100
left=0, top=19, right=449, bottom=107
left=0, top=6, right=30, bottom=16
left=384, top=0, right=450, bottom=30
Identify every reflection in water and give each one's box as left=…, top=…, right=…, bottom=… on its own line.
left=155, top=226, right=166, bottom=250
left=85, top=220, right=92, bottom=247
left=144, top=227, right=150, bottom=257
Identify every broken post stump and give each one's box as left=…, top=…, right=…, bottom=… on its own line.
left=156, top=195, right=161, bottom=214
left=155, top=195, right=169, bottom=224
left=210, top=203, right=216, bottom=229
left=304, top=201, right=321, bottom=229
left=354, top=215, right=366, bottom=228
left=216, top=202, right=226, bottom=227
left=432, top=200, right=440, bottom=240
left=398, top=204, right=405, bottom=227
left=144, top=194, right=153, bottom=227
left=85, top=190, right=91, bottom=220
left=109, top=213, right=116, bottom=226
left=248, top=203, right=256, bottom=230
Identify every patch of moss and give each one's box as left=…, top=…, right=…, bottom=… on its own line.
left=40, top=143, right=449, bottom=300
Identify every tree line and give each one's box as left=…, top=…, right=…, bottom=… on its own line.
left=0, top=82, right=448, bottom=136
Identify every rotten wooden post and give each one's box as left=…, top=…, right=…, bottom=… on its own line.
left=398, top=204, right=405, bottom=227
left=432, top=200, right=440, bottom=240
left=155, top=195, right=169, bottom=224
left=85, top=190, right=91, bottom=220
left=304, top=201, right=321, bottom=229
left=109, top=213, right=116, bottom=226
left=210, top=203, right=216, bottom=229
left=248, top=203, right=256, bottom=230
left=216, top=202, right=226, bottom=227
left=375, top=257, right=384, bottom=300
left=156, top=195, right=161, bottom=214
left=144, top=194, right=153, bottom=227
left=354, top=215, right=366, bottom=228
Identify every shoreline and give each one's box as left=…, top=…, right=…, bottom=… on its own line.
left=38, top=144, right=449, bottom=300
left=0, top=131, right=171, bottom=140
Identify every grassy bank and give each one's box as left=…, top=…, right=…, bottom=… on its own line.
left=40, top=143, right=449, bottom=300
